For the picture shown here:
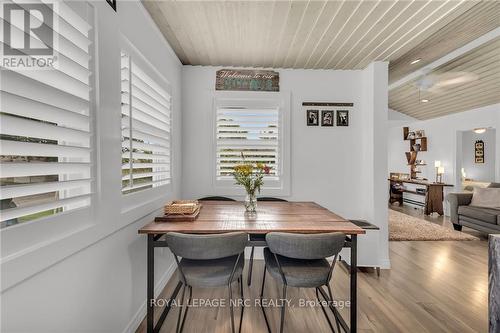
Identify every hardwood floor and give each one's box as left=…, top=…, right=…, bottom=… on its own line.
left=137, top=208, right=488, bottom=333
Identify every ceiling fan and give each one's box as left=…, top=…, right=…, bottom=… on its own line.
left=413, top=70, right=479, bottom=97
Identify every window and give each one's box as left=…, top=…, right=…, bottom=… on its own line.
left=213, top=93, right=290, bottom=195
left=120, top=51, right=171, bottom=194
left=0, top=2, right=94, bottom=228
left=216, top=107, right=280, bottom=178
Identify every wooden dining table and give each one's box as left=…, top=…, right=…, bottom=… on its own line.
left=138, top=201, right=365, bottom=333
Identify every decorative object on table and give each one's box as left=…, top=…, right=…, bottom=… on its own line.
left=475, top=140, right=484, bottom=163
left=434, top=161, right=441, bottom=183
left=437, top=166, right=445, bottom=183
left=336, top=110, right=349, bottom=126
left=155, top=200, right=202, bottom=222
left=306, top=110, right=319, bottom=126
left=215, top=69, right=279, bottom=91
left=403, top=126, right=428, bottom=179
left=321, top=110, right=334, bottom=126
left=106, top=0, right=116, bottom=11
left=232, top=154, right=270, bottom=213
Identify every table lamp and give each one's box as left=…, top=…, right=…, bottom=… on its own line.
left=434, top=161, right=441, bottom=183
left=437, top=166, right=444, bottom=183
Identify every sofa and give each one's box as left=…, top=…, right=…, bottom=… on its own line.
left=447, top=183, right=500, bottom=234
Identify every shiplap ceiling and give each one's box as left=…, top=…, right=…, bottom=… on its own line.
left=389, top=1, right=500, bottom=83
left=389, top=36, right=500, bottom=120
left=143, top=0, right=480, bottom=69
left=143, top=0, right=500, bottom=120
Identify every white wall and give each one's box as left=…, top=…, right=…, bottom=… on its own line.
left=462, top=128, right=496, bottom=182
left=182, top=64, right=390, bottom=268
left=1, top=2, right=182, bottom=332
left=183, top=66, right=363, bottom=216
left=388, top=104, right=500, bottom=207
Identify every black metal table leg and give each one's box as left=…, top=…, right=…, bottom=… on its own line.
left=350, top=234, right=357, bottom=333
left=247, top=246, right=255, bottom=286
left=147, top=234, right=154, bottom=333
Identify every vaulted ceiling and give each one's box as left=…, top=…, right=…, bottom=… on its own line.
left=389, top=36, right=500, bottom=120
left=143, top=0, right=500, bottom=120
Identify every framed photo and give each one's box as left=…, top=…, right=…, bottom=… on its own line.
left=106, top=0, right=116, bottom=11
left=321, top=110, right=334, bottom=126
left=475, top=140, right=484, bottom=163
left=336, top=110, right=349, bottom=126
left=306, top=110, right=319, bottom=126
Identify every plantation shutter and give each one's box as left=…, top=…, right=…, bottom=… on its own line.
left=216, top=107, right=280, bottom=179
left=0, top=1, right=93, bottom=225
left=121, top=52, right=171, bottom=194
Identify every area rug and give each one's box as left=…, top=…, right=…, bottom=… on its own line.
left=389, top=210, right=479, bottom=241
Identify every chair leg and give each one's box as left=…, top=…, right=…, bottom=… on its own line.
left=176, top=283, right=186, bottom=333
left=326, top=284, right=342, bottom=333
left=279, top=284, right=287, bottom=333
left=247, top=246, right=255, bottom=286
left=259, top=267, right=271, bottom=333
left=239, top=276, right=245, bottom=333
left=316, top=287, right=335, bottom=332
left=228, top=282, right=236, bottom=333
left=178, top=285, right=192, bottom=333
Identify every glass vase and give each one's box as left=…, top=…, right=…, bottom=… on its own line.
left=244, top=193, right=257, bottom=213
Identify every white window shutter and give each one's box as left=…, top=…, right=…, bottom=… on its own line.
left=216, top=107, right=280, bottom=179
left=0, top=1, right=93, bottom=226
left=121, top=52, right=171, bottom=194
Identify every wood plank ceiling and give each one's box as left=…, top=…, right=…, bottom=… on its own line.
left=143, top=0, right=479, bottom=69
left=389, top=36, right=500, bottom=120
left=143, top=0, right=500, bottom=120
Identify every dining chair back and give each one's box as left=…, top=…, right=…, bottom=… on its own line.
left=256, top=197, right=288, bottom=202
left=198, top=196, right=236, bottom=201
left=266, top=232, right=345, bottom=260
left=166, top=232, right=247, bottom=260
left=166, top=232, right=247, bottom=333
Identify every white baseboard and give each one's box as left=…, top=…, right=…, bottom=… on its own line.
left=122, top=262, right=176, bottom=333
left=379, top=258, right=391, bottom=269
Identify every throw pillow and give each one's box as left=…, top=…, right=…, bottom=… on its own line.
left=470, top=187, right=500, bottom=208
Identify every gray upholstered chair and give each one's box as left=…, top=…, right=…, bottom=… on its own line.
left=198, top=196, right=236, bottom=201
left=166, top=232, right=248, bottom=333
left=261, top=232, right=346, bottom=333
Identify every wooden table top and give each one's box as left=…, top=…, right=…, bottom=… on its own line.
left=388, top=178, right=453, bottom=187
left=138, top=201, right=366, bottom=235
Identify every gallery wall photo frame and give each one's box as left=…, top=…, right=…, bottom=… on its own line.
left=302, top=102, right=353, bottom=127
left=475, top=140, right=484, bottom=163
left=306, top=110, right=319, bottom=126
left=336, top=110, right=349, bottom=126
left=321, top=110, right=334, bottom=126
left=106, top=0, right=116, bottom=11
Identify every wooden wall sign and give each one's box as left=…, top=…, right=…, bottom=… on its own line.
left=302, top=102, right=354, bottom=107
left=475, top=140, right=484, bottom=163
left=215, top=69, right=279, bottom=92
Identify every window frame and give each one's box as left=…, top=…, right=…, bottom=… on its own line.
left=211, top=91, right=291, bottom=197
